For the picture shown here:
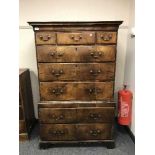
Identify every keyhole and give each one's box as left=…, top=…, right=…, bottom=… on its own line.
left=75, top=47, right=78, bottom=51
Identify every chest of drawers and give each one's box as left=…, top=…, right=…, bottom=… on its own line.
left=29, top=21, right=122, bottom=149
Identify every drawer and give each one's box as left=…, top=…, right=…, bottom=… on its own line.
left=40, top=82, right=114, bottom=101
left=19, top=120, right=26, bottom=133
left=40, top=124, right=76, bottom=141
left=38, top=63, right=115, bottom=81
left=76, top=124, right=112, bottom=140
left=37, top=45, right=57, bottom=62
left=40, top=82, right=76, bottom=101
left=36, top=32, right=56, bottom=45
left=19, top=106, right=24, bottom=120
left=39, top=108, right=77, bottom=123
left=76, top=63, right=115, bottom=81
left=57, top=32, right=95, bottom=44
left=76, top=82, right=114, bottom=100
left=36, top=45, right=116, bottom=63
left=38, top=63, right=76, bottom=81
left=97, top=32, right=117, bottom=44
left=77, top=107, right=115, bottom=123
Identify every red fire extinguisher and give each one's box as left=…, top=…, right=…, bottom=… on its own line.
left=118, top=85, right=133, bottom=125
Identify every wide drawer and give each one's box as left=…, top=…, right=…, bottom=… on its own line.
left=57, top=32, right=95, bottom=44
left=35, top=32, right=56, bottom=45
left=36, top=45, right=116, bottom=62
left=38, top=63, right=115, bottom=81
left=40, top=82, right=114, bottom=101
left=76, top=124, right=112, bottom=140
left=39, top=108, right=76, bottom=123
left=77, top=107, right=115, bottom=123
left=40, top=124, right=76, bottom=141
left=97, top=32, right=117, bottom=44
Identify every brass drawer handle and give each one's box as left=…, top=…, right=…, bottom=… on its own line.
left=51, top=69, right=64, bottom=77
left=70, top=35, right=82, bottom=42
left=88, top=88, right=94, bottom=94
left=89, top=113, right=102, bottom=120
left=48, top=130, right=66, bottom=135
left=100, top=34, right=112, bottom=41
left=89, top=129, right=101, bottom=136
left=50, top=114, right=64, bottom=120
left=48, top=52, right=56, bottom=57
left=39, top=35, right=51, bottom=41
left=88, top=88, right=102, bottom=94
left=89, top=69, right=101, bottom=76
left=50, top=88, right=64, bottom=96
left=90, top=52, right=102, bottom=58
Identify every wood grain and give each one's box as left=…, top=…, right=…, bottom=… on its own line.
left=76, top=124, right=112, bottom=140
left=40, top=124, right=76, bottom=141
left=39, top=108, right=77, bottom=123
left=57, top=32, right=95, bottom=45
left=77, top=107, right=115, bottom=123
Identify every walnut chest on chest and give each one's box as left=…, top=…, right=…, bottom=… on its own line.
left=29, top=21, right=122, bottom=149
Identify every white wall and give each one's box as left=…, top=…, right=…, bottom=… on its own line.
left=124, top=0, right=135, bottom=135
left=19, top=0, right=132, bottom=120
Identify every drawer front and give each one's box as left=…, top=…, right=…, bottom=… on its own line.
left=57, top=32, right=95, bottom=44
left=38, top=63, right=115, bottom=81
left=76, top=82, right=114, bottom=100
left=37, top=45, right=57, bottom=62
left=36, top=45, right=116, bottom=63
left=40, top=124, right=76, bottom=141
left=40, top=82, right=114, bottom=101
left=77, top=107, right=115, bottom=123
left=38, top=63, right=76, bottom=81
left=97, top=32, right=117, bottom=44
left=19, top=120, right=26, bottom=133
left=36, top=32, right=56, bottom=45
left=39, top=108, right=76, bottom=123
left=76, top=63, right=115, bottom=81
left=77, top=124, right=112, bottom=140
left=19, top=106, right=24, bottom=120
left=40, top=82, right=76, bottom=101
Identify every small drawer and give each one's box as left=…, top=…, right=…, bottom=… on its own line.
left=36, top=32, right=56, bottom=45
left=37, top=45, right=57, bottom=62
left=97, top=32, right=117, bottom=44
left=40, top=124, right=76, bottom=141
left=77, top=107, right=115, bottom=123
left=76, top=124, right=112, bottom=140
left=57, top=32, right=95, bottom=44
left=19, top=120, right=26, bottom=133
left=39, top=108, right=77, bottom=123
left=19, top=106, right=24, bottom=120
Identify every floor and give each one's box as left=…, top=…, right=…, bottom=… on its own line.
left=19, top=124, right=135, bottom=155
